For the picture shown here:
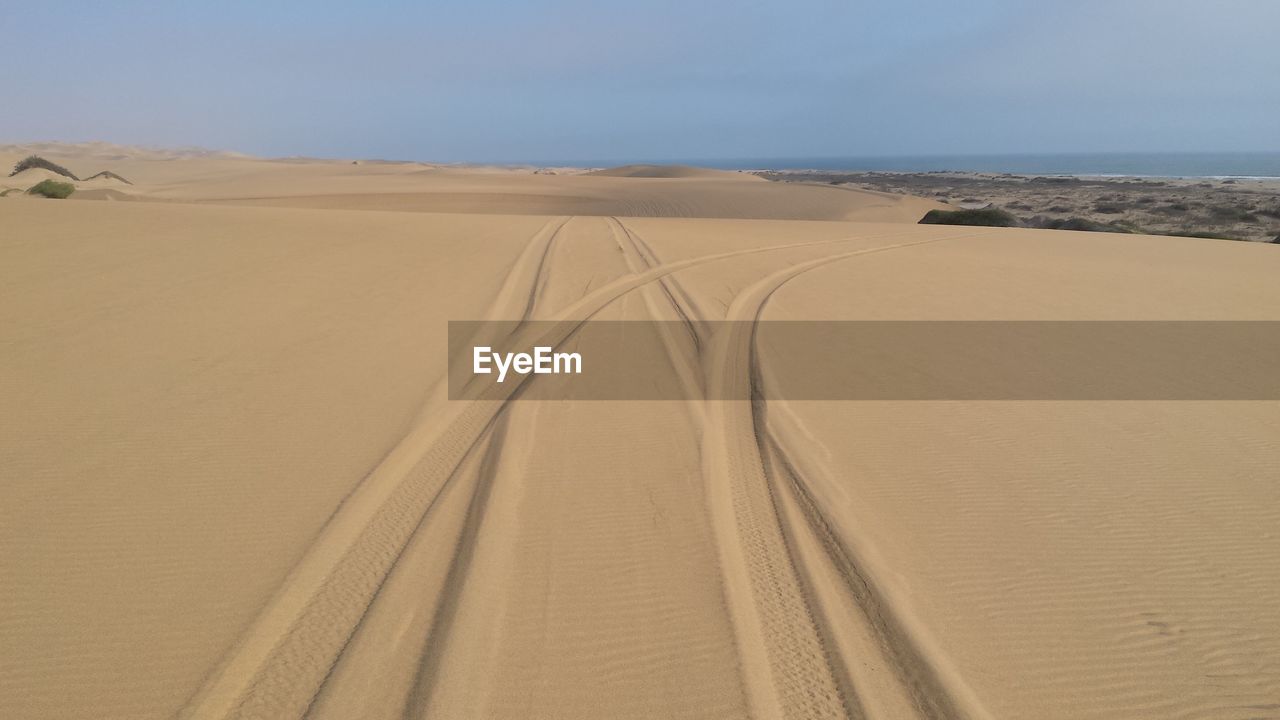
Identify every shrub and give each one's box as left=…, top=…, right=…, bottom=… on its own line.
left=27, top=179, right=75, bottom=199
left=1169, top=229, right=1239, bottom=241
left=1208, top=205, right=1259, bottom=222
left=919, top=207, right=1019, bottom=227
left=1046, top=217, right=1130, bottom=233
left=11, top=155, right=79, bottom=180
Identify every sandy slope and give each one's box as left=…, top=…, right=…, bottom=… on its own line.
left=2, top=150, right=1279, bottom=720
left=1, top=145, right=942, bottom=222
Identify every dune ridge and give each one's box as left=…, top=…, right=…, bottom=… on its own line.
left=0, top=145, right=943, bottom=221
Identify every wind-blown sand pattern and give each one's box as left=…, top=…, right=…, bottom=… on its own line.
left=2, top=146, right=1279, bottom=719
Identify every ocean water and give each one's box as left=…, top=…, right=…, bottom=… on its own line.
left=698, top=152, right=1280, bottom=178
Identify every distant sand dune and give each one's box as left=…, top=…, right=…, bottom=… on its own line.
left=586, top=164, right=760, bottom=179
left=82, top=170, right=133, bottom=185
left=0, top=145, right=945, bottom=222
left=3, top=153, right=133, bottom=194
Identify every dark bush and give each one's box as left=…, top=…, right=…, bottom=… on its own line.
left=1033, top=217, right=1133, bottom=234
left=919, top=207, right=1019, bottom=227
left=11, top=155, right=79, bottom=180
left=1209, top=205, right=1259, bottom=222
left=1170, top=229, right=1239, bottom=241
left=27, top=179, right=75, bottom=199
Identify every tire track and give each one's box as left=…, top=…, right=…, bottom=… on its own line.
left=607, top=217, right=707, bottom=409
left=178, top=217, right=568, bottom=720
left=306, top=221, right=574, bottom=716
left=401, top=219, right=737, bottom=718
left=391, top=408, right=512, bottom=720
left=612, top=218, right=969, bottom=718
left=179, top=222, right=878, bottom=720
left=611, top=219, right=981, bottom=718
left=609, top=217, right=711, bottom=350
left=702, top=232, right=995, bottom=720
left=761, top=423, right=987, bottom=720
left=300, top=411, right=518, bottom=720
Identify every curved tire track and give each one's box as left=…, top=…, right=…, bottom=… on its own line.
left=703, top=232, right=994, bottom=720
left=179, top=222, right=889, bottom=720
left=611, top=220, right=975, bottom=718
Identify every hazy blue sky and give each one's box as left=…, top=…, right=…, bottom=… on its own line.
left=3, top=0, right=1277, bottom=162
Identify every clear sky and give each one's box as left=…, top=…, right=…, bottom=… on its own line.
left=3, top=0, right=1277, bottom=162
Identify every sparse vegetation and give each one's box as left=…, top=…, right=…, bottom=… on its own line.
left=1032, top=217, right=1132, bottom=233
left=1209, top=205, right=1259, bottom=223
left=27, top=180, right=75, bottom=199
left=1167, top=229, right=1240, bottom=241
left=11, top=155, right=79, bottom=180
left=0, top=188, right=19, bottom=197
left=764, top=171, right=1279, bottom=242
left=1150, top=203, right=1194, bottom=216
left=919, top=207, right=1019, bottom=227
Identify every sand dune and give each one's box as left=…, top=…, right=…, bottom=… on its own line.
left=1, top=145, right=942, bottom=221
left=2, top=152, right=133, bottom=195
left=3, top=167, right=74, bottom=189
left=586, top=163, right=760, bottom=179
left=82, top=171, right=132, bottom=185
left=2, top=149, right=1279, bottom=720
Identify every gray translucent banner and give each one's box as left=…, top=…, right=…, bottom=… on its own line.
left=448, top=321, right=1280, bottom=401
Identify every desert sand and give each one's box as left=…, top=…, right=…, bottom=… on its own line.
left=2, top=144, right=1279, bottom=720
